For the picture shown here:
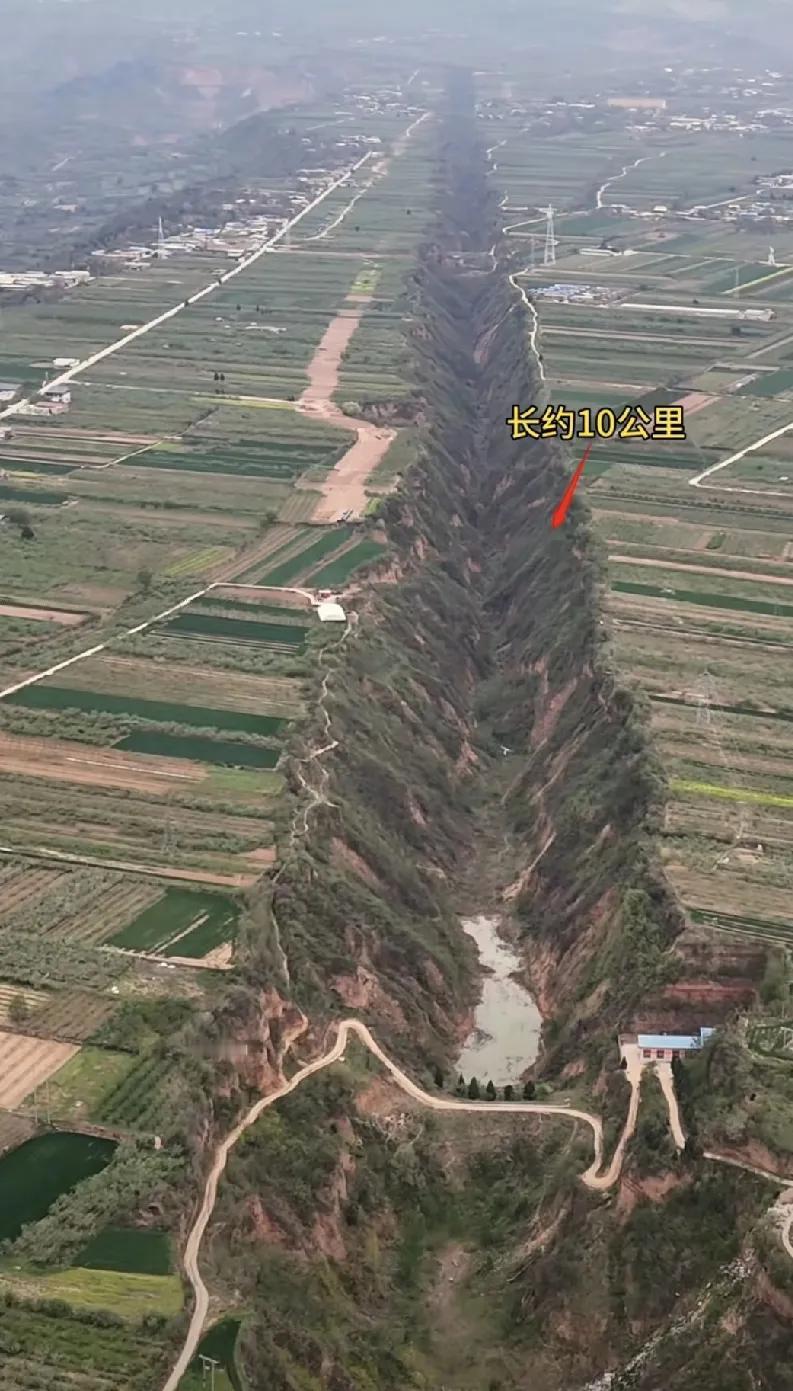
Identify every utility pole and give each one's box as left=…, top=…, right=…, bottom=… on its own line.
left=200, top=1355, right=219, bottom=1389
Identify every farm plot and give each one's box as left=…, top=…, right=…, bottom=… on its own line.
left=0, top=732, right=224, bottom=799
left=93, top=1052, right=182, bottom=1133
left=161, top=609, right=310, bottom=649
left=85, top=253, right=360, bottom=400
left=129, top=406, right=353, bottom=482
left=4, top=682, right=289, bottom=738
left=0, top=863, right=160, bottom=942
left=0, top=601, right=88, bottom=627
left=0, top=778, right=275, bottom=882
left=108, top=887, right=238, bottom=958
left=0, top=1264, right=183, bottom=1321
left=0, top=862, right=72, bottom=917
left=181, top=1319, right=241, bottom=1391
left=0, top=1301, right=165, bottom=1390
left=0, top=1112, right=36, bottom=1156
left=0, top=929, right=128, bottom=992
left=335, top=262, right=415, bottom=405
left=0, top=1032, right=80, bottom=1109
left=0, top=493, right=253, bottom=597
left=24, top=990, right=118, bottom=1043
left=246, top=524, right=355, bottom=585
left=76, top=1225, right=172, bottom=1275
left=48, top=651, right=305, bottom=719
left=69, top=458, right=293, bottom=519
left=0, top=982, right=49, bottom=1024
left=0, top=1132, right=116, bottom=1242
left=117, top=730, right=281, bottom=768
left=23, top=1047, right=137, bottom=1123
left=305, top=537, right=386, bottom=586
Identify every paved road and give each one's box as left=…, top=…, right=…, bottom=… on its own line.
left=0, top=152, right=377, bottom=427
left=0, top=581, right=321, bottom=703
left=689, top=414, right=793, bottom=491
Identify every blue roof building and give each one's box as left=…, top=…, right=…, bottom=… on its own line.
left=637, top=1027, right=714, bottom=1057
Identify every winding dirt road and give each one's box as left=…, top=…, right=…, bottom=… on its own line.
left=161, top=1017, right=641, bottom=1390
left=297, top=300, right=396, bottom=521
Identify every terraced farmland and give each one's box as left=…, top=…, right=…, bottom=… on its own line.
left=0, top=1299, right=164, bottom=1390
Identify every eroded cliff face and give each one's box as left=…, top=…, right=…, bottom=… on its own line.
left=210, top=78, right=791, bottom=1391
left=272, top=171, right=681, bottom=1077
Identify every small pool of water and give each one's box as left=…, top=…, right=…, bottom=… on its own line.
left=456, top=914, right=542, bottom=1087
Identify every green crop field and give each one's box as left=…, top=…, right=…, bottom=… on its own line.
left=109, top=887, right=239, bottom=955
left=612, top=579, right=793, bottom=619
left=307, top=538, right=386, bottom=585
left=0, top=1133, right=116, bottom=1242
left=0, top=1301, right=165, bottom=1390
left=0, top=1264, right=183, bottom=1320
left=117, top=729, right=281, bottom=767
left=93, top=1053, right=176, bottom=1132
left=163, top=611, right=309, bottom=646
left=672, top=779, right=793, bottom=808
left=256, top=526, right=354, bottom=585
left=29, top=1049, right=136, bottom=1122
left=76, top=1225, right=172, bottom=1275
left=4, top=684, right=288, bottom=737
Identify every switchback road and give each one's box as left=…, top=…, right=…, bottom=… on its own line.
left=161, top=1018, right=641, bottom=1390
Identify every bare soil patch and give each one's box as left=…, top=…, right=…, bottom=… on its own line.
left=296, top=292, right=396, bottom=521
left=0, top=1032, right=79, bottom=1108
left=0, top=732, right=206, bottom=797
left=672, top=391, right=718, bottom=417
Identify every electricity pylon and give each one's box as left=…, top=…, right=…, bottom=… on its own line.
left=542, top=205, right=556, bottom=266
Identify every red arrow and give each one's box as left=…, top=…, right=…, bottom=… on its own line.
left=551, top=441, right=593, bottom=529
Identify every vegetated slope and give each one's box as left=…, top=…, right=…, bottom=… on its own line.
left=274, top=68, right=682, bottom=1074
left=198, top=75, right=791, bottom=1391
left=475, top=276, right=684, bottom=1075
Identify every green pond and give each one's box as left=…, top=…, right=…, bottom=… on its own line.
left=0, top=1133, right=116, bottom=1242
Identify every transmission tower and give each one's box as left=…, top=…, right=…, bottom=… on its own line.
left=768, top=244, right=777, bottom=267
left=542, top=205, right=556, bottom=266
left=157, top=216, right=166, bottom=257
left=694, top=670, right=720, bottom=729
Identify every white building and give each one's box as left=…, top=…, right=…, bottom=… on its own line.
left=317, top=601, right=346, bottom=623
